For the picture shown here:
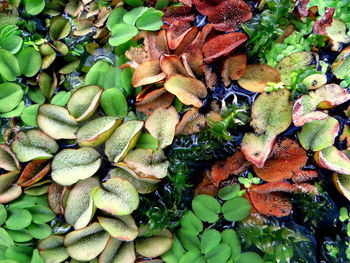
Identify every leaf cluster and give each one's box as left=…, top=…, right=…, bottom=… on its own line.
left=0, top=194, right=54, bottom=263
left=162, top=192, right=260, bottom=263
left=107, top=6, right=164, bottom=46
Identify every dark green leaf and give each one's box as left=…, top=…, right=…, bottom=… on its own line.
left=201, top=229, right=221, bottom=255
left=192, top=195, right=221, bottom=223
left=222, top=197, right=251, bottom=222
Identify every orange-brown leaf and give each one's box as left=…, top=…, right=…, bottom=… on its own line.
left=221, top=54, right=247, bottom=86
left=253, top=139, right=308, bottom=182
left=132, top=60, right=166, bottom=87
left=160, top=55, right=189, bottom=77
left=175, top=108, right=207, bottom=135
left=163, top=6, right=195, bottom=24
left=248, top=191, right=292, bottom=217
left=164, top=74, right=207, bottom=108
left=194, top=171, right=218, bottom=197
left=210, top=151, right=249, bottom=186
left=136, top=87, right=175, bottom=115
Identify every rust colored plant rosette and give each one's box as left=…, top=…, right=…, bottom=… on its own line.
left=247, top=182, right=318, bottom=217
left=16, top=159, right=51, bottom=187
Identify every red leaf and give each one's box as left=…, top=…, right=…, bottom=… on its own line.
left=17, top=159, right=51, bottom=187
left=166, top=21, right=193, bottom=50
left=202, top=32, right=248, bottom=63
left=250, top=182, right=299, bottom=194
left=194, top=0, right=252, bottom=31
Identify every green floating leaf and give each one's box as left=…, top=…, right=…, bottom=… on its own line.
left=110, top=165, right=159, bottom=194
left=105, top=120, right=143, bottom=163
left=192, top=195, right=221, bottom=223
left=11, top=129, right=59, bottom=162
left=234, top=252, right=263, bottom=263
left=0, top=144, right=20, bottom=172
left=123, top=7, right=147, bottom=25
left=298, top=116, right=339, bottom=151
left=201, top=229, right=221, bottom=255
left=92, top=177, right=139, bottom=216
left=18, top=47, right=42, bottom=77
left=221, top=229, right=241, bottom=260
left=100, top=88, right=128, bottom=118
left=28, top=87, right=45, bottom=104
left=136, top=133, right=158, bottom=150
left=0, top=227, right=14, bottom=247
left=64, top=222, right=110, bottom=261
left=65, top=177, right=99, bottom=229
left=0, top=100, right=24, bottom=118
left=123, top=148, right=169, bottom=179
left=0, top=35, right=23, bottom=54
left=124, top=0, right=143, bottom=7
left=0, top=204, right=7, bottom=225
left=7, top=229, right=32, bottom=243
left=222, top=197, right=251, bottom=222
left=180, top=211, right=203, bottom=235
left=205, top=243, right=231, bottom=263
left=109, top=24, right=139, bottom=47
left=52, top=147, right=101, bottom=186
left=38, top=235, right=69, bottom=263
left=315, top=147, right=350, bottom=175
left=99, top=237, right=135, bottom=263
left=27, top=223, right=52, bottom=239
left=27, top=205, right=55, bottom=224
left=37, top=104, right=79, bottom=140
left=50, top=17, right=71, bottom=41
left=0, top=48, right=20, bottom=81
left=98, top=215, right=138, bottom=241
left=135, top=228, right=173, bottom=258
left=30, top=249, right=44, bottom=263
left=21, top=104, right=39, bottom=127
left=50, top=91, right=71, bottom=106
left=161, top=236, right=184, bottom=263
left=135, top=8, right=164, bottom=31
left=25, top=0, right=45, bottom=15
left=5, top=246, right=33, bottom=263
left=5, top=207, right=32, bottom=230
left=107, top=7, right=127, bottom=31
left=85, top=61, right=112, bottom=88
left=177, top=228, right=200, bottom=251
left=218, top=183, right=241, bottom=201
left=0, top=82, right=23, bottom=113
left=38, top=72, right=56, bottom=99
left=67, top=85, right=103, bottom=122
left=179, top=250, right=205, bottom=263
left=145, top=106, right=178, bottom=149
